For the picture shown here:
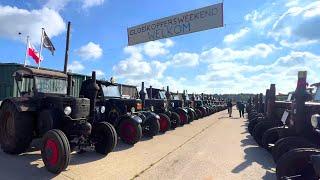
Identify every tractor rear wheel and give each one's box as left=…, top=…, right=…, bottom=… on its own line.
left=143, top=117, right=160, bottom=138
left=158, top=113, right=171, bottom=133
left=248, top=117, right=261, bottom=135
left=276, top=148, right=320, bottom=180
left=118, top=118, right=142, bottom=145
left=92, top=122, right=117, bottom=155
left=252, top=121, right=274, bottom=146
left=0, top=101, right=33, bottom=154
left=170, top=112, right=181, bottom=129
left=41, top=129, right=70, bottom=174
left=262, top=127, right=280, bottom=151
left=272, top=137, right=316, bottom=163
left=195, top=109, right=202, bottom=119
left=187, top=110, right=195, bottom=123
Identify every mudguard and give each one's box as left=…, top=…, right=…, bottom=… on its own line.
left=1, top=98, right=36, bottom=112
left=186, top=107, right=196, bottom=114
left=117, top=114, right=142, bottom=127
left=139, top=111, right=160, bottom=124
left=311, top=154, right=320, bottom=176
left=174, top=107, right=188, bottom=115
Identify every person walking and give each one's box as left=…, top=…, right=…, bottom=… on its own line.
left=227, top=100, right=233, bottom=117
left=238, top=102, right=245, bottom=118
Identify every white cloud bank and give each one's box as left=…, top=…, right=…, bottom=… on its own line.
left=75, top=42, right=103, bottom=60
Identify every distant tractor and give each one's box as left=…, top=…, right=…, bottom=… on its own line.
left=80, top=77, right=160, bottom=145
left=0, top=68, right=117, bottom=174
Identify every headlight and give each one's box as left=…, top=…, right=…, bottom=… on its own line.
left=100, top=106, right=106, bottom=114
left=64, top=106, right=72, bottom=116
left=131, top=107, right=135, bottom=113
left=311, top=114, right=320, bottom=128
left=151, top=106, right=154, bottom=112
left=171, top=102, right=175, bottom=107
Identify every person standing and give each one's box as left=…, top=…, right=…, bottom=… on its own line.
left=227, top=100, right=233, bottom=117
left=238, top=102, right=245, bottom=118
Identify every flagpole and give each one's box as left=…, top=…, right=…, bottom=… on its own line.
left=38, top=28, right=44, bottom=69
left=24, top=36, right=29, bottom=67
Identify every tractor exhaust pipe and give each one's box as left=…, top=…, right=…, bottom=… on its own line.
left=139, top=82, right=146, bottom=108
left=149, top=86, right=153, bottom=100
left=294, top=71, right=309, bottom=133
left=165, top=86, right=171, bottom=100
left=64, top=21, right=71, bottom=74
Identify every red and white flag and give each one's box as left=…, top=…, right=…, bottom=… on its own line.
left=27, top=41, right=42, bottom=64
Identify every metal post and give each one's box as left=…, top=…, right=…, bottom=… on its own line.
left=38, top=28, right=44, bottom=69
left=24, top=36, right=29, bottom=67
left=64, top=22, right=71, bottom=73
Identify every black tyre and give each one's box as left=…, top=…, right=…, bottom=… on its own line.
left=248, top=117, right=261, bottom=135
left=277, top=148, right=320, bottom=180
left=187, top=110, right=195, bottom=123
left=262, top=127, right=280, bottom=151
left=272, top=137, right=316, bottom=163
left=143, top=117, right=160, bottom=138
left=178, top=111, right=188, bottom=126
left=41, top=129, right=70, bottom=174
left=252, top=121, right=274, bottom=146
left=158, top=113, right=171, bottom=133
left=0, top=101, right=33, bottom=154
left=195, top=109, right=202, bottom=119
left=92, top=122, right=117, bottom=155
left=118, top=118, right=142, bottom=145
left=170, top=112, right=181, bottom=129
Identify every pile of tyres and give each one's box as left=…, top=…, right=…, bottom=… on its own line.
left=245, top=71, right=320, bottom=180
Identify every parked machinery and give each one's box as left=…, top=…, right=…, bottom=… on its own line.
left=273, top=71, right=320, bottom=179
left=80, top=75, right=160, bottom=145
left=170, top=90, right=197, bottom=123
left=0, top=68, right=117, bottom=174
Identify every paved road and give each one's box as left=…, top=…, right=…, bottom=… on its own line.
left=0, top=108, right=276, bottom=180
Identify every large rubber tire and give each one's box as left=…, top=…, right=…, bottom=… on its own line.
left=262, top=127, right=281, bottom=151
left=170, top=112, right=181, bottom=129
left=195, top=109, right=202, bottom=119
left=143, top=117, right=160, bottom=138
left=252, top=121, right=274, bottom=146
left=92, top=122, right=117, bottom=155
left=248, top=118, right=261, bottom=135
left=158, top=113, right=171, bottom=133
left=0, top=101, right=34, bottom=154
left=272, top=137, right=317, bottom=163
left=118, top=118, right=142, bottom=145
left=41, top=129, right=70, bottom=174
left=178, top=111, right=188, bottom=126
left=276, top=148, right=320, bottom=180
left=187, top=110, right=195, bottom=123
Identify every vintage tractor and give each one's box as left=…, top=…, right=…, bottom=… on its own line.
left=0, top=68, right=117, bottom=174
left=170, top=90, right=197, bottom=123
left=182, top=90, right=199, bottom=120
left=142, top=84, right=183, bottom=129
left=191, top=94, right=208, bottom=118
left=80, top=77, right=160, bottom=145
left=275, top=71, right=320, bottom=179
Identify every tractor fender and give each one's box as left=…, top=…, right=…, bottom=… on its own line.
left=1, top=98, right=36, bottom=112
left=139, top=111, right=160, bottom=124
left=186, top=107, right=196, bottom=114
left=117, top=114, right=142, bottom=128
left=174, top=107, right=188, bottom=115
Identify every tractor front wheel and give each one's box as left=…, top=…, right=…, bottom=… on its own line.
left=41, top=129, right=70, bottom=174
left=158, top=113, right=171, bottom=133
left=277, top=148, right=320, bottom=180
left=118, top=118, right=142, bottom=145
left=92, top=122, right=117, bottom=155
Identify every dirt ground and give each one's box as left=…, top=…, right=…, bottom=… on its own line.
left=0, top=108, right=275, bottom=180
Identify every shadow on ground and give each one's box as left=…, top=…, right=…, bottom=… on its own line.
left=233, top=122, right=276, bottom=180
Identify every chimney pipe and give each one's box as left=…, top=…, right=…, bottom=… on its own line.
left=64, top=21, right=71, bottom=74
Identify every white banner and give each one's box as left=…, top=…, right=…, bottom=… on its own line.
left=127, top=3, right=224, bottom=46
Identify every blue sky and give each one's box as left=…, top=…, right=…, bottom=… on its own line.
left=0, top=0, right=319, bottom=94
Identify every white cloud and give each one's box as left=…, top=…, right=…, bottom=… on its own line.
left=68, top=61, right=85, bottom=73
left=82, top=0, right=105, bottom=9
left=0, top=6, right=65, bottom=44
left=244, top=10, right=274, bottom=29
left=94, top=69, right=106, bottom=80
left=44, top=0, right=105, bottom=10
left=223, top=27, right=250, bottom=43
left=44, top=0, right=71, bottom=11
left=171, top=52, right=199, bottom=67
left=75, top=42, right=103, bottom=60
left=268, top=1, right=320, bottom=48
left=200, top=43, right=275, bottom=63
left=143, top=39, right=174, bottom=57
